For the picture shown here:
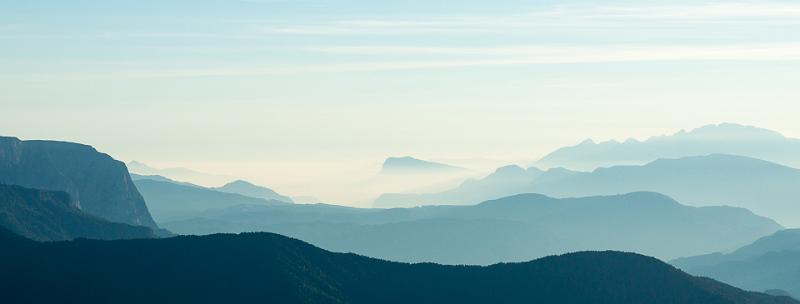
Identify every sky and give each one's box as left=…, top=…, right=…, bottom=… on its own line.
left=2, top=0, right=800, bottom=204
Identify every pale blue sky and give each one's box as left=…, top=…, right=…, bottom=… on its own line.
left=2, top=0, right=800, bottom=202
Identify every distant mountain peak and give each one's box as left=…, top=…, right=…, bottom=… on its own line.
left=223, top=180, right=256, bottom=187
left=215, top=179, right=293, bottom=203
left=381, top=156, right=467, bottom=174
left=494, top=164, right=525, bottom=174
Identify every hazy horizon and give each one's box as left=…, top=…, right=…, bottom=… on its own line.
left=4, top=0, right=800, bottom=204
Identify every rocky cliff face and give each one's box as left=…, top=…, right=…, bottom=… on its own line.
left=0, top=136, right=157, bottom=228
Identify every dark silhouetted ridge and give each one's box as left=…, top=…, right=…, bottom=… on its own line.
left=0, top=232, right=796, bottom=304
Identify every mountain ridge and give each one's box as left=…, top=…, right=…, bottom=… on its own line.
left=0, top=231, right=795, bottom=304
left=163, top=191, right=781, bottom=264
left=673, top=229, right=800, bottom=298
left=376, top=154, right=800, bottom=226
left=133, top=178, right=289, bottom=222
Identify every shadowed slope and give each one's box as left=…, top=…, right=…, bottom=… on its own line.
left=0, top=232, right=796, bottom=304
left=0, top=184, right=155, bottom=241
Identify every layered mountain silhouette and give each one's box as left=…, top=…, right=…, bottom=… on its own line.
left=132, top=177, right=289, bottom=222
left=375, top=164, right=549, bottom=208
left=535, top=123, right=800, bottom=170
left=376, top=154, right=800, bottom=226
left=0, top=137, right=157, bottom=228
left=130, top=173, right=203, bottom=188
left=0, top=184, right=155, bottom=241
left=214, top=180, right=294, bottom=203
left=127, top=160, right=234, bottom=187
left=163, top=192, right=780, bottom=265
left=673, top=229, right=800, bottom=298
left=1, top=231, right=795, bottom=304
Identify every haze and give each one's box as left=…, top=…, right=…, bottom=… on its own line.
left=3, top=0, right=800, bottom=204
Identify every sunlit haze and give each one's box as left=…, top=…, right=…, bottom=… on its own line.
left=3, top=0, right=800, bottom=205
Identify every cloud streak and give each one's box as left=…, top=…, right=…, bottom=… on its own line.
left=8, top=42, right=800, bottom=82
left=259, top=2, right=800, bottom=36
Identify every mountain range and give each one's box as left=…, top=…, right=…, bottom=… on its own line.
left=376, top=154, right=800, bottom=226
left=163, top=192, right=780, bottom=265
left=0, top=136, right=157, bottom=228
left=1, top=231, right=795, bottom=304
left=534, top=123, right=800, bottom=171
left=3, top=130, right=799, bottom=302
left=127, top=160, right=235, bottom=187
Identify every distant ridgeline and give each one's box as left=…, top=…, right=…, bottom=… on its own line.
left=376, top=154, right=800, bottom=227
left=376, top=124, right=800, bottom=226
left=130, top=174, right=292, bottom=222
left=163, top=192, right=781, bottom=265
left=534, top=123, right=800, bottom=170
left=0, top=231, right=795, bottom=304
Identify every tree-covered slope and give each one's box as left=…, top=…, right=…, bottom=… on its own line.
left=1, top=232, right=796, bottom=304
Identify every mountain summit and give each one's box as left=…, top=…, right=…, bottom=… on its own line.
left=214, top=180, right=294, bottom=203
left=381, top=156, right=467, bottom=174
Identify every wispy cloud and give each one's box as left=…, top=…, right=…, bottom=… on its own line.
left=259, top=3, right=800, bottom=36
left=309, top=43, right=800, bottom=60
left=581, top=3, right=800, bottom=19
left=9, top=42, right=800, bottom=82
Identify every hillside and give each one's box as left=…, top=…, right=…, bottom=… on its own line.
left=0, top=184, right=155, bottom=241
left=0, top=232, right=795, bottom=304
left=673, top=229, right=800, bottom=298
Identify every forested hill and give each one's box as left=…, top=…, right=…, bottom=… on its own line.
left=0, top=232, right=795, bottom=304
